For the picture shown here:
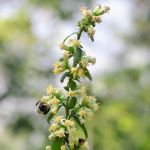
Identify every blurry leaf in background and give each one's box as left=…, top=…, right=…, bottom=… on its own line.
left=29, top=0, right=92, bottom=19
left=90, top=66, right=150, bottom=150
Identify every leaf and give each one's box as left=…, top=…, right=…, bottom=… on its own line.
left=73, top=115, right=88, bottom=139
left=51, top=138, right=64, bottom=150
left=68, top=97, right=77, bottom=109
left=89, top=35, right=94, bottom=42
left=84, top=68, right=92, bottom=81
left=64, top=86, right=69, bottom=91
left=74, top=47, right=82, bottom=65
left=68, top=80, right=77, bottom=90
left=60, top=72, right=70, bottom=83
left=67, top=46, right=74, bottom=52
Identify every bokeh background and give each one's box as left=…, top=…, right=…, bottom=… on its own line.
left=0, top=0, right=150, bottom=150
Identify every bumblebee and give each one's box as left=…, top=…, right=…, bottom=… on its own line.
left=78, top=138, right=85, bottom=145
left=36, top=101, right=50, bottom=114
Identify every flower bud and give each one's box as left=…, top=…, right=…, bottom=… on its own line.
left=78, top=68, right=85, bottom=77
left=55, top=116, right=63, bottom=124
left=61, top=145, right=66, bottom=150
left=59, top=43, right=67, bottom=50
left=47, top=85, right=55, bottom=95
left=92, top=16, right=102, bottom=23
left=50, top=97, right=59, bottom=105
left=80, top=6, right=92, bottom=17
left=67, top=89, right=76, bottom=97
left=103, top=6, right=110, bottom=13
left=71, top=67, right=78, bottom=74
left=88, top=26, right=95, bottom=37
left=48, top=124, right=58, bottom=132
left=51, top=107, right=58, bottom=114
left=64, top=119, right=74, bottom=127
left=68, top=39, right=80, bottom=47
left=93, top=5, right=101, bottom=16
left=46, top=146, right=51, bottom=150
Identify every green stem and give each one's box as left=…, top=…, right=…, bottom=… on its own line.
left=77, top=28, right=84, bottom=40
left=63, top=32, right=78, bottom=43
left=65, top=28, right=84, bottom=120
left=66, top=106, right=69, bottom=119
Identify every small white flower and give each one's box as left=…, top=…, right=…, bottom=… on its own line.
left=55, top=116, right=63, bottom=124
left=50, top=97, right=59, bottom=105
left=64, top=119, right=74, bottom=127
left=54, top=128, right=65, bottom=138
left=48, top=123, right=58, bottom=132
left=51, top=107, right=58, bottom=114
left=46, top=146, right=51, bottom=150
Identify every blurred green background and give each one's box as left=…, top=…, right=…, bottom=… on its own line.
left=0, top=0, right=149, bottom=150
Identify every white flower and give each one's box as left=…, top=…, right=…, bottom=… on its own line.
left=67, top=89, right=76, bottom=97
left=80, top=6, right=92, bottom=17
left=51, top=107, right=58, bottom=114
left=61, top=145, right=66, bottom=150
left=88, top=26, right=95, bottom=37
left=48, top=123, right=58, bottom=132
left=46, top=146, right=51, bottom=150
left=50, top=97, right=59, bottom=105
left=55, top=116, right=63, bottom=124
left=53, top=61, right=65, bottom=74
left=64, top=119, right=74, bottom=127
left=48, top=134, right=55, bottom=140
left=92, top=16, right=102, bottom=23
left=54, top=128, right=65, bottom=138
left=47, top=85, right=55, bottom=95
left=41, top=96, right=50, bottom=101
left=68, top=39, right=80, bottom=47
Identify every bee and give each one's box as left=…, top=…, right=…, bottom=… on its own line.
left=36, top=101, right=50, bottom=114
left=78, top=138, right=85, bottom=145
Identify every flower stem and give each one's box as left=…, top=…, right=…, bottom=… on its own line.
left=77, top=27, right=84, bottom=40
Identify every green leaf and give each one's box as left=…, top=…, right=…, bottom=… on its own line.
left=67, top=46, right=74, bottom=52
left=68, top=80, right=77, bottom=90
left=68, top=97, right=77, bottom=109
left=74, top=47, right=82, bottom=65
left=51, top=138, right=64, bottom=150
left=60, top=72, right=70, bottom=83
left=73, top=115, right=88, bottom=139
left=84, top=68, right=92, bottom=81
left=64, top=86, right=69, bottom=91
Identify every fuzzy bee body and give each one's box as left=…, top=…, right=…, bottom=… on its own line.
left=36, top=101, right=50, bottom=114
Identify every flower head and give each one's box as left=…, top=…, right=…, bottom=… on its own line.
left=68, top=39, right=80, bottom=47
left=54, top=128, right=65, bottom=138
left=64, top=119, right=74, bottom=127
left=48, top=123, right=58, bottom=132
left=88, top=26, right=95, bottom=37
left=47, top=85, right=55, bottom=95
left=92, top=16, right=102, bottom=23
left=46, top=146, right=51, bottom=150
left=78, top=68, right=85, bottom=77
left=61, top=145, right=66, bottom=150
left=80, top=6, right=92, bottom=17
left=67, top=89, right=76, bottom=97
left=55, top=116, right=63, bottom=124
left=50, top=97, right=59, bottom=105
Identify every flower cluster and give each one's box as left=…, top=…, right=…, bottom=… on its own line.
left=36, top=4, right=109, bottom=150
left=79, top=5, right=110, bottom=41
